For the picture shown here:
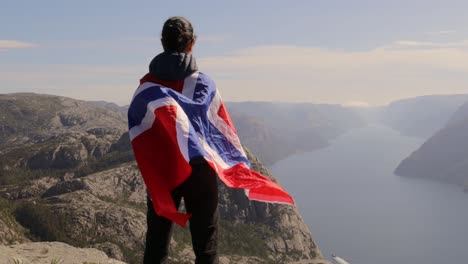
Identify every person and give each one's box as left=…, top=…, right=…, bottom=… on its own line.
left=130, top=15, right=293, bottom=264
left=143, top=17, right=219, bottom=264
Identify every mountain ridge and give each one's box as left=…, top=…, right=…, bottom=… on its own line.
left=394, top=100, right=468, bottom=189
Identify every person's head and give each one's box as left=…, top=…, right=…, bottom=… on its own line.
left=161, top=16, right=196, bottom=53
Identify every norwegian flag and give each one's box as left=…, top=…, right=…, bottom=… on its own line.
left=128, top=71, right=294, bottom=227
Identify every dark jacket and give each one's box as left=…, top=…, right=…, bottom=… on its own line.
left=149, top=50, right=198, bottom=81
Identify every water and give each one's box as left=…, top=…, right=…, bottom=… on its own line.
left=271, top=125, right=468, bottom=264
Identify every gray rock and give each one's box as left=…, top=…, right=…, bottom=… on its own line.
left=0, top=242, right=125, bottom=264
left=2, top=154, right=329, bottom=263
left=42, top=179, right=89, bottom=198
left=1, top=177, right=59, bottom=200
left=93, top=242, right=125, bottom=261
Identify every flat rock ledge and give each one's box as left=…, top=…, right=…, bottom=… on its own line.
left=0, top=242, right=126, bottom=264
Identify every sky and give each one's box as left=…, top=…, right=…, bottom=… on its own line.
left=2, top=0, right=468, bottom=106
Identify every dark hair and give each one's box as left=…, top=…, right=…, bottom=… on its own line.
left=161, top=16, right=196, bottom=52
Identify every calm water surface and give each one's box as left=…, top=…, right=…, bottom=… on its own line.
left=271, top=125, right=468, bottom=264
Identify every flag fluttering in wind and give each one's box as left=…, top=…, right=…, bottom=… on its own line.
left=128, top=71, right=295, bottom=227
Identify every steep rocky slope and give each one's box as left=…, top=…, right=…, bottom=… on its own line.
left=227, top=102, right=365, bottom=165
left=0, top=93, right=331, bottom=264
left=0, top=93, right=131, bottom=185
left=380, top=94, right=468, bottom=138
left=395, top=100, right=468, bottom=187
left=0, top=150, right=329, bottom=264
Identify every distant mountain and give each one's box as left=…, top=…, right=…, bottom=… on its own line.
left=447, top=99, right=468, bottom=125
left=0, top=93, right=330, bottom=264
left=227, top=102, right=365, bottom=165
left=89, top=100, right=129, bottom=114
left=395, top=100, right=468, bottom=187
left=380, top=94, right=468, bottom=138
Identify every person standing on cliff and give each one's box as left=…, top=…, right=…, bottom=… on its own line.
left=141, top=17, right=219, bottom=264
left=128, top=16, right=294, bottom=264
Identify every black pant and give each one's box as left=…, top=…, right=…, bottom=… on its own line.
left=144, top=160, right=219, bottom=264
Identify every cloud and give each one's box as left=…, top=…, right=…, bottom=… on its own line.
left=3, top=39, right=468, bottom=106
left=425, top=30, right=457, bottom=35
left=390, top=40, right=468, bottom=49
left=0, top=64, right=143, bottom=105
left=198, top=41, right=468, bottom=105
left=0, top=40, right=37, bottom=50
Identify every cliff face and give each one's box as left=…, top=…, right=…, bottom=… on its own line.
left=0, top=93, right=330, bottom=264
left=380, top=94, right=468, bottom=138
left=395, top=100, right=468, bottom=187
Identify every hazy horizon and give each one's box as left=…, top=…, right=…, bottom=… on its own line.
left=3, top=91, right=468, bottom=109
left=2, top=1, right=468, bottom=105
